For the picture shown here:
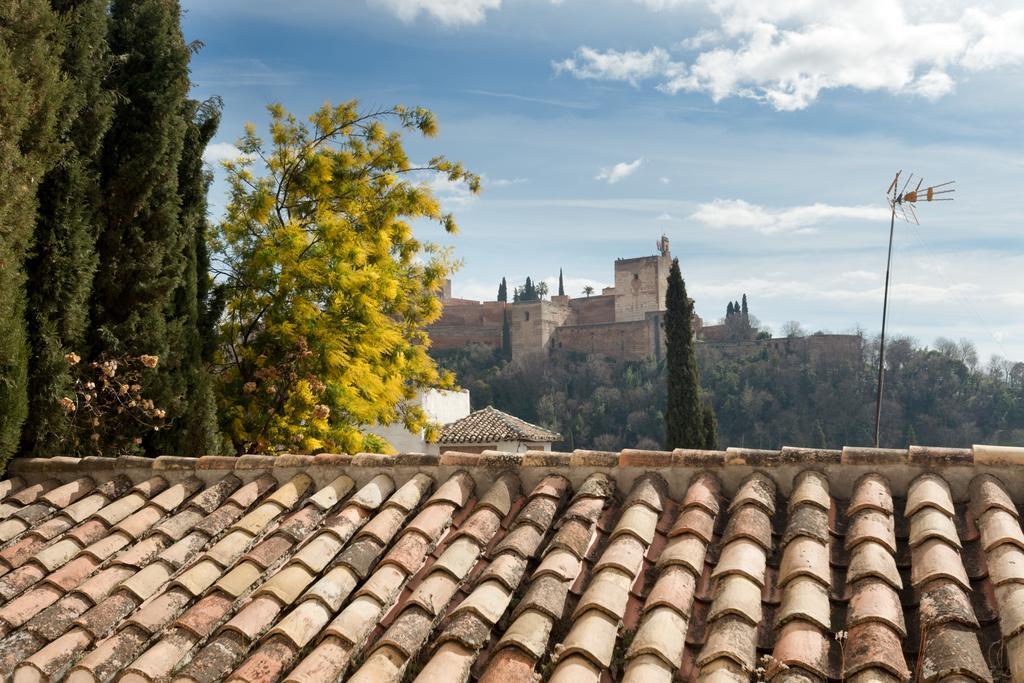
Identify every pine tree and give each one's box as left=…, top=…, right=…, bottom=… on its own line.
left=665, top=258, right=705, bottom=449
left=702, top=402, right=718, bottom=449
left=0, top=0, right=65, bottom=465
left=726, top=301, right=734, bottom=317
left=558, top=269, right=565, bottom=296
left=741, top=293, right=749, bottom=320
left=497, top=277, right=507, bottom=303
left=22, top=0, right=114, bottom=455
left=88, top=0, right=192, bottom=453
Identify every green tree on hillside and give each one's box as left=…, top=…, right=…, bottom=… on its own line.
left=665, top=258, right=705, bottom=449
left=558, top=268, right=565, bottom=296
left=22, top=0, right=114, bottom=455
left=0, top=0, right=64, bottom=465
left=212, top=101, right=478, bottom=454
left=497, top=277, right=507, bottom=303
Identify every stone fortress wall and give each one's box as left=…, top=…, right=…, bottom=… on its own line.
left=426, top=239, right=861, bottom=364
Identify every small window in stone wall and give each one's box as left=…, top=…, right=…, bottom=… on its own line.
left=525, top=312, right=530, bottom=321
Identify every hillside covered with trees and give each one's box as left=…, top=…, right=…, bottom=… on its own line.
left=434, top=335, right=1024, bottom=450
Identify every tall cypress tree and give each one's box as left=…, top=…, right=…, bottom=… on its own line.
left=501, top=307, right=511, bottom=359
left=741, top=293, right=748, bottom=320
left=89, top=0, right=191, bottom=453
left=558, top=268, right=565, bottom=296
left=664, top=258, right=705, bottom=449
left=158, top=96, right=224, bottom=455
left=22, top=0, right=114, bottom=455
left=702, top=402, right=718, bottom=449
left=0, top=0, right=64, bottom=465
left=497, top=277, right=507, bottom=303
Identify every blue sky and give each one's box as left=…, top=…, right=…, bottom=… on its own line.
left=183, top=0, right=1024, bottom=361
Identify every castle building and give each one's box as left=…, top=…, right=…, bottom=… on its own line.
left=427, top=236, right=695, bottom=362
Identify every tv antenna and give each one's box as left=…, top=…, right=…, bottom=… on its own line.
left=873, top=171, right=955, bottom=447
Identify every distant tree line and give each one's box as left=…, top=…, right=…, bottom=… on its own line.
left=433, top=334, right=1024, bottom=451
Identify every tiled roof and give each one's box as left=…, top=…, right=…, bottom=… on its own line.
left=0, top=445, right=1022, bottom=682
left=439, top=406, right=562, bottom=444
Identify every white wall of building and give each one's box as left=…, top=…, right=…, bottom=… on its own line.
left=367, top=388, right=471, bottom=454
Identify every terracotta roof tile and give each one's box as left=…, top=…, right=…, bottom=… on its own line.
left=2, top=448, right=1024, bottom=680
left=438, top=406, right=561, bottom=444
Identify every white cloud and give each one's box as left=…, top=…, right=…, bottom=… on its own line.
left=421, top=173, right=477, bottom=207
left=659, top=176, right=671, bottom=184
left=202, top=142, right=252, bottom=163
left=656, top=212, right=675, bottom=221
left=556, top=1, right=1024, bottom=110
left=595, top=158, right=643, bottom=184
left=554, top=47, right=671, bottom=86
left=369, top=0, right=500, bottom=25
left=490, top=177, right=528, bottom=187
left=690, top=198, right=890, bottom=234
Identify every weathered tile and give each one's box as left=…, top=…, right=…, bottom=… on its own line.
left=533, top=548, right=581, bottom=581
left=573, top=567, right=632, bottom=620
left=656, top=533, right=708, bottom=576
left=985, top=543, right=1024, bottom=586
left=307, top=474, right=355, bottom=511
left=696, top=614, right=757, bottom=671
left=622, top=653, right=675, bottom=683
left=479, top=552, right=528, bottom=590
left=668, top=506, right=715, bottom=543
left=258, top=563, right=316, bottom=604
left=359, top=506, right=408, bottom=545
left=918, top=623, right=993, bottom=682
left=357, top=563, right=407, bottom=605
left=906, top=473, right=954, bottom=518
left=681, top=473, right=720, bottom=516
left=846, top=509, right=897, bottom=554
left=844, top=621, right=909, bottom=679
left=782, top=504, right=829, bottom=546
left=427, top=471, right=475, bottom=507
left=627, top=606, right=688, bottom=667
left=969, top=474, right=1017, bottom=520
left=847, top=541, right=902, bottom=589
left=214, top=560, right=262, bottom=598
left=722, top=504, right=773, bottom=550
left=728, top=473, right=775, bottom=516
left=623, top=474, right=667, bottom=513
left=849, top=475, right=893, bottom=516
left=919, top=580, right=980, bottom=629
left=994, top=582, right=1024, bottom=637
left=789, top=470, right=830, bottom=512
left=498, top=609, right=553, bottom=659
left=326, top=595, right=384, bottom=646
left=911, top=538, right=971, bottom=591
left=910, top=506, right=962, bottom=549
left=776, top=575, right=831, bottom=630
left=558, top=607, right=619, bottom=668
left=514, top=574, right=570, bottom=620
left=593, top=535, right=645, bottom=577
left=707, top=575, right=762, bottom=624
left=415, top=641, right=476, bottom=683
left=978, top=508, right=1024, bottom=552
left=409, top=571, right=460, bottom=615
left=712, top=539, right=768, bottom=586
left=302, top=565, right=359, bottom=611
left=847, top=578, right=906, bottom=636
left=644, top=565, right=697, bottom=616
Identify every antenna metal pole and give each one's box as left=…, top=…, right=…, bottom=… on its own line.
left=872, top=172, right=953, bottom=447
left=874, top=188, right=898, bottom=447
